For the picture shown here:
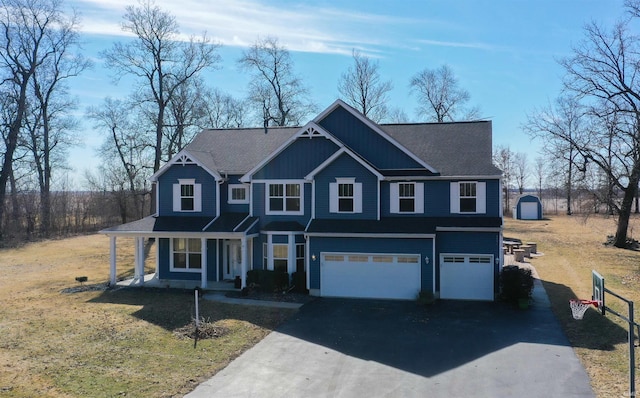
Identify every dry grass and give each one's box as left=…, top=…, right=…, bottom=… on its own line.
left=505, top=214, right=640, bottom=398
left=0, top=235, right=296, bottom=397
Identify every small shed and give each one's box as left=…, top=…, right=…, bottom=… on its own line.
left=513, top=194, right=543, bottom=220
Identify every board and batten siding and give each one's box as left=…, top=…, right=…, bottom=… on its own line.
left=157, top=164, right=217, bottom=217
left=252, top=137, right=339, bottom=180
left=313, top=153, right=379, bottom=220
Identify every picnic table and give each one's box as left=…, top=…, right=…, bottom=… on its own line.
left=503, top=240, right=520, bottom=254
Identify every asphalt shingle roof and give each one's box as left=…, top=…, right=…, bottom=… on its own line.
left=306, top=217, right=502, bottom=235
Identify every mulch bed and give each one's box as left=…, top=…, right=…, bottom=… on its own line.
left=173, top=320, right=230, bottom=340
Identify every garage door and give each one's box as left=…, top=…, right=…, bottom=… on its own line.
left=320, top=253, right=421, bottom=299
left=440, top=255, right=494, bottom=301
left=520, top=202, right=539, bottom=219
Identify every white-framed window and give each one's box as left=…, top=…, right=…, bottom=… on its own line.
left=266, top=182, right=302, bottom=214
left=296, top=243, right=305, bottom=272
left=172, top=179, right=202, bottom=212
left=263, top=242, right=305, bottom=273
left=390, top=182, right=424, bottom=214
left=450, top=181, right=486, bottom=214
left=272, top=244, right=288, bottom=273
left=329, top=178, right=362, bottom=213
left=228, top=184, right=249, bottom=204
left=171, top=238, right=202, bottom=271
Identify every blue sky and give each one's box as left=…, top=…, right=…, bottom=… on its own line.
left=63, top=0, right=625, bottom=187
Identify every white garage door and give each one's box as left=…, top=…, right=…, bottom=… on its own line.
left=520, top=202, right=539, bottom=219
left=320, top=253, right=421, bottom=299
left=440, top=255, right=494, bottom=301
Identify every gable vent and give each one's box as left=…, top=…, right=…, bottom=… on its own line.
left=301, top=126, right=324, bottom=138
left=176, top=154, right=195, bottom=165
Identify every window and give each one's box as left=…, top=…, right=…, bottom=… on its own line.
left=450, top=181, right=486, bottom=214
left=267, top=182, right=301, bottom=213
left=390, top=182, right=423, bottom=214
left=172, top=238, right=202, bottom=270
left=296, top=244, right=305, bottom=273
left=273, top=244, right=288, bottom=273
left=228, top=184, right=248, bottom=204
left=459, top=182, right=476, bottom=213
left=172, top=179, right=201, bottom=212
left=338, top=182, right=354, bottom=212
left=329, top=178, right=362, bottom=213
left=399, top=183, right=415, bottom=212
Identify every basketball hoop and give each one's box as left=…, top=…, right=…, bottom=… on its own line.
left=569, top=299, right=599, bottom=320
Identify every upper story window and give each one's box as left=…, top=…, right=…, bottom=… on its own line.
left=267, top=182, right=302, bottom=214
left=228, top=184, right=249, bottom=204
left=450, top=181, right=486, bottom=214
left=390, top=182, right=424, bottom=214
left=329, top=178, right=362, bottom=213
left=173, top=179, right=202, bottom=212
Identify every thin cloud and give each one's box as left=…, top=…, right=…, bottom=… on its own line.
left=416, top=38, right=503, bottom=52
left=69, top=0, right=430, bottom=55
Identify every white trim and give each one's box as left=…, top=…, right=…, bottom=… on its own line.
left=312, top=100, right=438, bottom=173
left=304, top=147, right=384, bottom=181
left=329, top=178, right=362, bottom=214
left=384, top=174, right=502, bottom=181
left=173, top=179, right=202, bottom=213
left=436, top=227, right=502, bottom=232
left=150, top=149, right=222, bottom=182
left=228, top=183, right=249, bottom=204
left=450, top=181, right=486, bottom=215
left=390, top=182, right=424, bottom=214
left=264, top=180, right=305, bottom=215
left=240, top=122, right=342, bottom=183
left=169, top=237, right=204, bottom=273
left=305, top=232, right=436, bottom=239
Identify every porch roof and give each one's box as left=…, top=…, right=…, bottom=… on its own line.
left=100, top=213, right=256, bottom=236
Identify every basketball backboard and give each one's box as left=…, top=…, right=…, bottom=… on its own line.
left=592, top=270, right=605, bottom=315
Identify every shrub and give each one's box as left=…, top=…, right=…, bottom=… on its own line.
left=500, top=265, right=534, bottom=303
left=245, top=269, right=289, bottom=292
left=416, top=290, right=435, bottom=306
left=291, top=271, right=308, bottom=294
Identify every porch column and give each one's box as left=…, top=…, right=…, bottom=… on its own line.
left=109, top=236, right=117, bottom=286
left=288, top=232, right=295, bottom=274
left=201, top=238, right=208, bottom=289
left=241, top=237, right=247, bottom=288
left=136, top=237, right=145, bottom=286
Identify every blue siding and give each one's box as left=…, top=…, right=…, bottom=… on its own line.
left=252, top=182, right=312, bottom=229
left=253, top=137, right=339, bottom=179
left=308, top=236, right=434, bottom=294
left=220, top=175, right=250, bottom=214
left=314, top=153, right=378, bottom=220
left=318, top=106, right=423, bottom=170
left=157, top=164, right=217, bottom=217
left=515, top=195, right=542, bottom=219
left=157, top=238, right=220, bottom=282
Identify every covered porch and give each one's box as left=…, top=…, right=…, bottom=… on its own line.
left=100, top=214, right=259, bottom=290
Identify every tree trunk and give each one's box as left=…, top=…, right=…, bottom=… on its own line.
left=614, top=167, right=640, bottom=248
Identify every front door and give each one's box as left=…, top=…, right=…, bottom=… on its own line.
left=224, top=241, right=242, bottom=280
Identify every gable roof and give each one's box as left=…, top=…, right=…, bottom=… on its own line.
left=381, top=121, right=502, bottom=177
left=185, top=127, right=299, bottom=175
left=169, top=100, right=500, bottom=181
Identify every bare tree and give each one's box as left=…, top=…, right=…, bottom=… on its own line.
left=0, top=0, right=84, bottom=240
left=238, top=37, right=315, bottom=127
left=338, top=49, right=392, bottom=123
left=101, top=0, right=221, bottom=176
left=533, top=156, right=546, bottom=200
left=493, top=145, right=514, bottom=214
left=200, top=88, right=248, bottom=129
left=513, top=152, right=528, bottom=195
left=410, top=64, right=480, bottom=122
left=524, top=96, right=586, bottom=216
left=557, top=18, right=640, bottom=247
left=87, top=98, right=151, bottom=221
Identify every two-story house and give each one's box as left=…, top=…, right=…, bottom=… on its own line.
left=101, top=100, right=503, bottom=301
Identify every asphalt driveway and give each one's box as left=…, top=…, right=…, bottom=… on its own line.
left=186, top=281, right=594, bottom=398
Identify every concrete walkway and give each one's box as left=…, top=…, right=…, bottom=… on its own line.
left=203, top=292, right=304, bottom=309
left=186, top=279, right=594, bottom=398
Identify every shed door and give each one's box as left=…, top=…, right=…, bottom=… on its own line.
left=440, top=255, right=494, bottom=301
left=320, top=253, right=421, bottom=299
left=521, top=202, right=538, bottom=219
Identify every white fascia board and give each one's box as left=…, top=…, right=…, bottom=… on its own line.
left=383, top=174, right=502, bottom=181
left=304, top=147, right=384, bottom=181
left=101, top=231, right=255, bottom=239
left=240, top=122, right=340, bottom=183
left=304, top=232, right=436, bottom=239
left=436, top=227, right=503, bottom=233
left=150, top=149, right=222, bottom=182
left=313, top=99, right=438, bottom=174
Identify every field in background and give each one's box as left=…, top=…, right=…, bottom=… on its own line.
left=0, top=235, right=295, bottom=397
left=505, top=215, right=640, bottom=398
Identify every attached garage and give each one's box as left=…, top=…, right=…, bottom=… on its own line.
left=320, top=252, right=421, bottom=299
left=440, top=254, right=494, bottom=300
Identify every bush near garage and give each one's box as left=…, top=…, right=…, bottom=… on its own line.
left=246, top=269, right=290, bottom=292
